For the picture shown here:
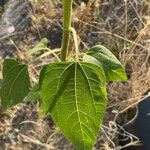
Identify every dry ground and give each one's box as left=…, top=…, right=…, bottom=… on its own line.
left=0, top=0, right=150, bottom=149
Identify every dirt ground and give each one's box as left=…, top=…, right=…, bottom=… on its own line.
left=0, top=0, right=150, bottom=149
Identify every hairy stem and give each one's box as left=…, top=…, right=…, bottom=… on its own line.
left=61, top=0, right=73, bottom=61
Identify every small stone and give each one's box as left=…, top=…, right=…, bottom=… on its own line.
left=7, top=26, right=15, bottom=33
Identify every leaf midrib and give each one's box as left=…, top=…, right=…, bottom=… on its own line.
left=74, top=62, right=85, bottom=148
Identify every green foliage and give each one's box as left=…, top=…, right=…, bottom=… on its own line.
left=83, top=45, right=127, bottom=81
left=24, top=84, right=40, bottom=102
left=39, top=62, right=107, bottom=150
left=26, top=38, right=48, bottom=56
left=0, top=59, right=30, bottom=110
left=0, top=0, right=127, bottom=149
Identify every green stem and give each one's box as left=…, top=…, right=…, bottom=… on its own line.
left=61, top=0, right=73, bottom=61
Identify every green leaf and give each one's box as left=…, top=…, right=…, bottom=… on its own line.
left=39, top=62, right=107, bottom=150
left=26, top=38, right=48, bottom=56
left=24, top=84, right=40, bottom=102
left=83, top=45, right=127, bottom=81
left=0, top=59, right=30, bottom=110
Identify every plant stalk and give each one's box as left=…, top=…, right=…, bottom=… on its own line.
left=61, top=0, right=73, bottom=61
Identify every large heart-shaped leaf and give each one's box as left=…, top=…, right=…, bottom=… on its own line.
left=39, top=62, right=107, bottom=150
left=83, top=45, right=127, bottom=81
left=0, top=59, right=30, bottom=109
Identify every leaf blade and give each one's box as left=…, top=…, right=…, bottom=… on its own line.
left=26, top=38, right=48, bottom=56
left=39, top=62, right=107, bottom=150
left=83, top=45, right=127, bottom=81
left=0, top=59, right=30, bottom=109
left=24, top=84, right=40, bottom=102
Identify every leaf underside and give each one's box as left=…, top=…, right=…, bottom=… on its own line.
left=0, top=59, right=30, bottom=110
left=26, top=38, right=48, bottom=55
left=24, top=84, right=40, bottom=102
left=39, top=62, right=107, bottom=150
left=83, top=45, right=127, bottom=81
